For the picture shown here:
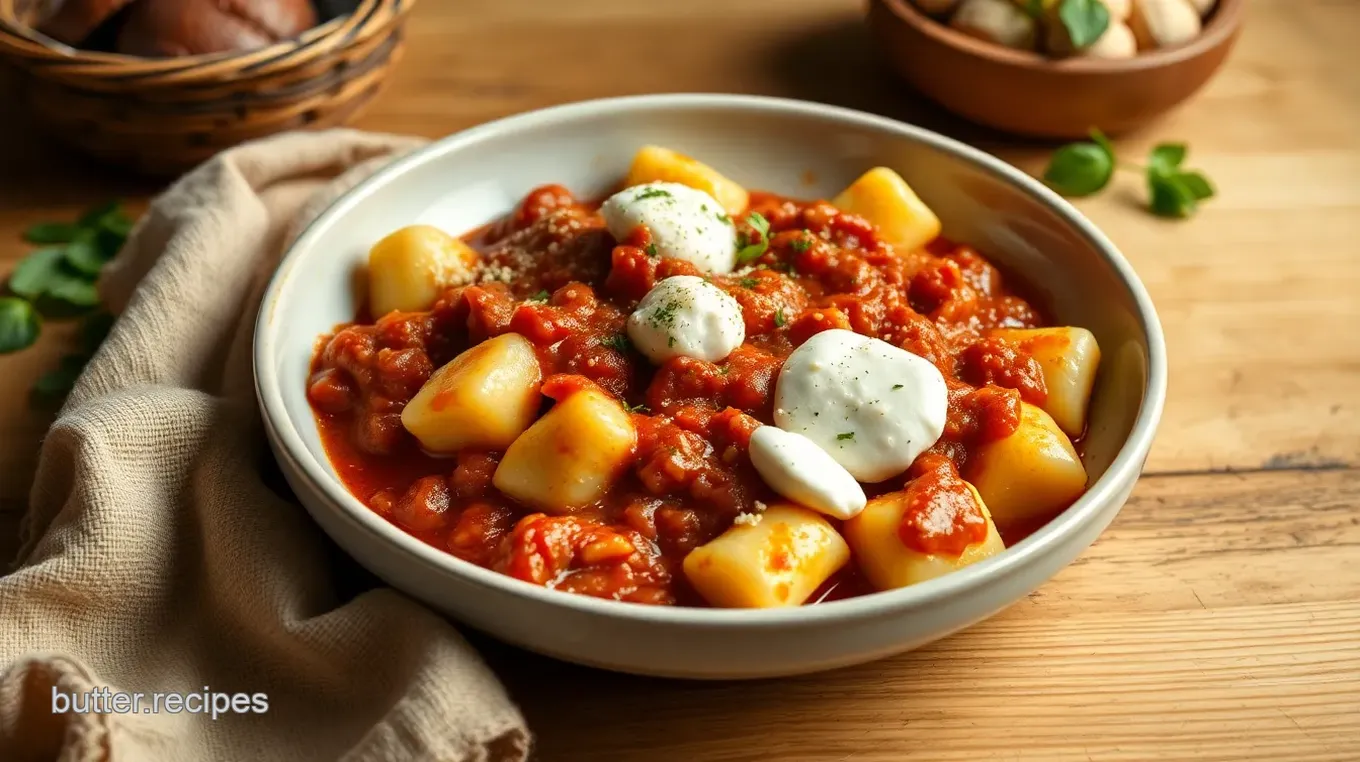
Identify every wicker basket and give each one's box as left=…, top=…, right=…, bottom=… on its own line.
left=0, top=0, right=414, bottom=176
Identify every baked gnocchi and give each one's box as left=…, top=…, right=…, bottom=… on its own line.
left=307, top=145, right=1101, bottom=607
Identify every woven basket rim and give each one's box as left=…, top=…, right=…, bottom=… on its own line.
left=0, top=0, right=408, bottom=72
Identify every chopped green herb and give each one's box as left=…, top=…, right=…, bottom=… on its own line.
left=716, top=211, right=731, bottom=225
left=602, top=334, right=632, bottom=353
left=527, top=289, right=550, bottom=302
left=718, top=365, right=730, bottom=375
left=837, top=431, right=855, bottom=441
left=650, top=300, right=681, bottom=329
left=623, top=400, right=650, bottom=414
left=892, top=384, right=905, bottom=390
left=737, top=278, right=759, bottom=289
left=735, top=212, right=772, bottom=264
left=774, top=308, right=787, bottom=328
left=645, top=243, right=659, bottom=258
left=634, top=188, right=672, bottom=201
left=790, top=236, right=812, bottom=254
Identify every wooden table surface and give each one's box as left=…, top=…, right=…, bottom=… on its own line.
left=3, top=0, right=1358, bottom=759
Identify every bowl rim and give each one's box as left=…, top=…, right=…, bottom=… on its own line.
left=254, top=93, right=1168, bottom=628
left=875, top=0, right=1244, bottom=74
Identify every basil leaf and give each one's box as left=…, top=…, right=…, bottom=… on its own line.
left=23, top=222, right=80, bottom=244
left=0, top=297, right=41, bottom=354
left=1058, top=0, right=1111, bottom=48
left=1177, top=171, right=1216, bottom=200
left=8, top=247, right=66, bottom=299
left=1043, top=142, right=1115, bottom=197
left=45, top=274, right=101, bottom=307
left=1089, top=127, right=1116, bottom=159
left=77, top=200, right=124, bottom=230
left=101, top=213, right=134, bottom=239
left=1148, top=143, right=1187, bottom=175
left=1148, top=174, right=1198, bottom=219
left=63, top=233, right=106, bottom=277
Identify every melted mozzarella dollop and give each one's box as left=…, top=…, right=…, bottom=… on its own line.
left=748, top=426, right=867, bottom=520
left=627, top=275, right=746, bottom=364
left=774, top=329, right=948, bottom=483
left=601, top=182, right=738, bottom=273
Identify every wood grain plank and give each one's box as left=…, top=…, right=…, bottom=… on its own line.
left=488, top=469, right=1360, bottom=762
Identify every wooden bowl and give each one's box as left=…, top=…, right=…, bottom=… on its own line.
left=0, top=0, right=415, bottom=176
left=867, top=0, right=1244, bottom=138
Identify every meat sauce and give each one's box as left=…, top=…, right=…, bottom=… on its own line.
left=309, top=186, right=1067, bottom=606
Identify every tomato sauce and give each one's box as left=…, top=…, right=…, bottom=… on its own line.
left=309, top=186, right=1067, bottom=606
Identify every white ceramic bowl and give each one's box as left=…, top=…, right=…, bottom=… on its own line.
left=254, top=94, right=1166, bottom=679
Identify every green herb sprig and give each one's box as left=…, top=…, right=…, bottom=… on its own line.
left=1043, top=129, right=1216, bottom=219
left=735, top=212, right=772, bottom=264
left=2, top=201, right=131, bottom=401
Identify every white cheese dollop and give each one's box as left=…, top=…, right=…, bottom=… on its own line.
left=748, top=426, right=867, bottom=520
left=627, top=275, right=746, bottom=364
left=601, top=182, right=738, bottom=273
left=774, top=329, right=948, bottom=483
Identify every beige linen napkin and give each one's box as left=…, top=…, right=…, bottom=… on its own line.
left=0, top=129, right=531, bottom=762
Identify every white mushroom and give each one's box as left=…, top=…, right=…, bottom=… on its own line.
left=1083, top=19, right=1138, bottom=58
left=1100, top=0, right=1132, bottom=21
left=1043, top=0, right=1133, bottom=56
left=1129, top=0, right=1202, bottom=50
left=950, top=0, right=1038, bottom=51
left=1186, top=0, right=1216, bottom=17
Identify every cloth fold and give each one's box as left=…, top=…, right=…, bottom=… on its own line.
left=0, top=129, right=531, bottom=762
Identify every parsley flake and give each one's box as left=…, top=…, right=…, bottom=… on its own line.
left=790, top=236, right=812, bottom=254
left=892, top=384, right=904, bottom=390
left=634, top=188, right=672, bottom=201
left=774, top=308, right=787, bottom=328
left=527, top=290, right=550, bottom=302
left=645, top=243, right=658, bottom=257
left=738, top=277, right=760, bottom=289
left=837, top=432, right=855, bottom=441
left=602, top=334, right=631, bottom=353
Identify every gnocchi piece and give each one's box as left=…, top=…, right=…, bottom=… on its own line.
left=950, top=0, right=1038, bottom=51
left=830, top=167, right=942, bottom=253
left=967, top=402, right=1087, bottom=529
left=401, top=333, right=542, bottom=453
left=844, top=479, right=1005, bottom=591
left=493, top=385, right=637, bottom=513
left=1129, top=0, right=1201, bottom=50
left=992, top=326, right=1101, bottom=436
left=683, top=504, right=850, bottom=608
left=624, top=145, right=749, bottom=217
left=368, top=224, right=479, bottom=317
